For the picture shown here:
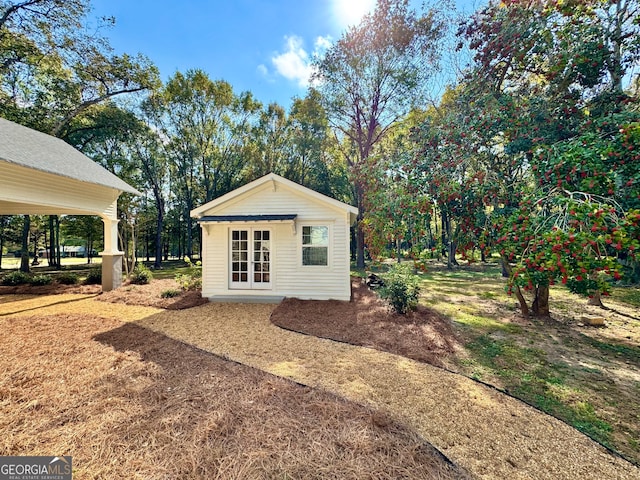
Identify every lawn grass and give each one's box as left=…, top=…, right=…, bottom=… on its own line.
left=416, top=259, right=640, bottom=465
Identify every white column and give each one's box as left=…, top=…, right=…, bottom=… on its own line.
left=101, top=217, right=122, bottom=255
left=100, top=217, right=123, bottom=291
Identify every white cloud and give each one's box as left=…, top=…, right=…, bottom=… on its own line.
left=256, top=63, right=270, bottom=79
left=270, top=35, right=333, bottom=88
left=314, top=35, right=332, bottom=52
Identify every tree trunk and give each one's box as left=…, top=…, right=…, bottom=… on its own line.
left=502, top=258, right=530, bottom=317
left=130, top=220, right=136, bottom=273
left=531, top=285, right=550, bottom=317
left=355, top=181, right=366, bottom=269
left=186, top=215, right=193, bottom=258
left=118, top=229, right=130, bottom=278
left=449, top=240, right=459, bottom=267
left=86, top=232, right=92, bottom=264
left=48, top=216, right=56, bottom=268
left=145, top=229, right=150, bottom=263
left=154, top=208, right=164, bottom=269
left=588, top=290, right=604, bottom=307
left=55, top=216, right=61, bottom=269
left=356, top=222, right=365, bottom=268
left=20, top=215, right=30, bottom=273
left=500, top=258, right=509, bottom=278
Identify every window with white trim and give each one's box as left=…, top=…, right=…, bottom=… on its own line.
left=302, top=225, right=329, bottom=266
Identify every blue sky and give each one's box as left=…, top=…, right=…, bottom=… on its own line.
left=91, top=0, right=485, bottom=109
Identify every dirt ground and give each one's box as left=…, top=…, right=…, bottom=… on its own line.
left=272, top=278, right=462, bottom=368
left=0, top=306, right=468, bottom=479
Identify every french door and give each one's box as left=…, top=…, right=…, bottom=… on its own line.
left=230, top=229, right=271, bottom=289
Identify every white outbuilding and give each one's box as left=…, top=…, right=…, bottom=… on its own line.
left=191, top=173, right=358, bottom=302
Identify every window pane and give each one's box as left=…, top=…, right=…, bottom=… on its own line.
left=303, top=226, right=328, bottom=245
left=240, top=231, right=247, bottom=240
left=241, top=273, right=247, bottom=282
left=303, top=246, right=328, bottom=266
left=263, top=231, right=270, bottom=241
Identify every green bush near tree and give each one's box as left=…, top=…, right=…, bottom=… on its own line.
left=379, top=263, right=421, bottom=314
left=1, top=271, right=32, bottom=286
left=57, top=272, right=79, bottom=285
left=131, top=264, right=153, bottom=285
left=84, top=267, right=102, bottom=285
left=175, top=257, right=202, bottom=291
left=160, top=289, right=181, bottom=298
left=30, top=274, right=53, bottom=286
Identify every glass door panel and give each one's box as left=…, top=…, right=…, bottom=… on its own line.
left=230, top=228, right=271, bottom=289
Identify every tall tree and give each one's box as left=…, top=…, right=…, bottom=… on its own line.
left=1, top=0, right=159, bottom=272
left=458, top=0, right=640, bottom=315
left=146, top=70, right=260, bottom=257
left=314, top=0, right=445, bottom=267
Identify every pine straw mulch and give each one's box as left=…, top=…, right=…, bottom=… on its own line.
left=271, top=277, right=463, bottom=368
left=0, top=311, right=469, bottom=479
left=97, top=278, right=209, bottom=310
left=0, top=283, right=101, bottom=295
left=0, top=278, right=208, bottom=310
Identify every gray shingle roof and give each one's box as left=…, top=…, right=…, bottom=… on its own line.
left=0, top=117, right=140, bottom=195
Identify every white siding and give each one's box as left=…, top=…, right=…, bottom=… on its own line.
left=0, top=160, right=121, bottom=219
left=199, top=181, right=353, bottom=301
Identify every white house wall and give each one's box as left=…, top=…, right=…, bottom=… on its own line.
left=200, top=182, right=352, bottom=301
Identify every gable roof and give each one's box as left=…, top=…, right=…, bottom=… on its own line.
left=0, top=117, right=140, bottom=195
left=191, top=173, right=358, bottom=221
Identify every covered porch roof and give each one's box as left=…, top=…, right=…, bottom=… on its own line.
left=0, top=117, right=140, bottom=291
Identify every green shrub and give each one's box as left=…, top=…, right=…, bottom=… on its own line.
left=30, top=274, right=53, bottom=286
left=131, top=264, right=153, bottom=285
left=84, top=267, right=102, bottom=285
left=379, top=263, right=422, bottom=314
left=57, top=272, right=79, bottom=285
left=175, top=256, right=202, bottom=291
left=1, top=271, right=32, bottom=286
left=160, top=288, right=181, bottom=299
